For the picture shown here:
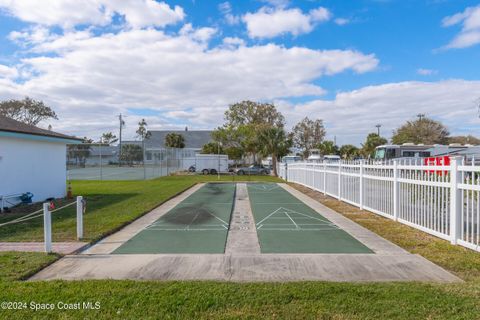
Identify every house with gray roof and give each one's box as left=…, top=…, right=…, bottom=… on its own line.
left=144, top=129, right=213, bottom=149
left=140, top=129, right=213, bottom=162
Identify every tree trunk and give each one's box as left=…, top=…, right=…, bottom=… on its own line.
left=272, top=155, right=278, bottom=177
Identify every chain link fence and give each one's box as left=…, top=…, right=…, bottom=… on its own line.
left=66, top=143, right=194, bottom=180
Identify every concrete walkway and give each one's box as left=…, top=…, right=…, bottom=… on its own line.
left=225, top=183, right=261, bottom=255
left=0, top=242, right=87, bottom=254
left=30, top=183, right=461, bottom=283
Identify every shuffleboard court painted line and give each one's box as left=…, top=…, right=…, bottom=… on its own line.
left=247, top=183, right=374, bottom=254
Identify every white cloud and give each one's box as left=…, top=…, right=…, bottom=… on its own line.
left=442, top=5, right=480, bottom=49
left=0, top=0, right=184, bottom=29
left=279, top=80, right=480, bottom=145
left=243, top=6, right=331, bottom=38
left=260, top=0, right=290, bottom=9
left=8, top=26, right=56, bottom=46
left=0, top=64, right=18, bottom=79
left=309, top=7, right=331, bottom=22
left=222, top=37, right=245, bottom=49
left=179, top=24, right=217, bottom=43
left=0, top=28, right=378, bottom=139
left=334, top=18, right=350, bottom=26
left=417, top=68, right=438, bottom=75
left=218, top=2, right=240, bottom=25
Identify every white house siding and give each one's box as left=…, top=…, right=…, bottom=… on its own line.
left=0, top=136, right=67, bottom=204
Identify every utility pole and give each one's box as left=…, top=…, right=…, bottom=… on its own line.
left=417, top=113, right=425, bottom=121
left=375, top=124, right=382, bottom=136
left=118, top=114, right=125, bottom=166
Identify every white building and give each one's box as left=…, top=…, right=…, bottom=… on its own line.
left=0, top=115, right=81, bottom=209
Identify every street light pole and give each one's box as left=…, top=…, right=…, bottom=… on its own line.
left=375, top=124, right=382, bottom=136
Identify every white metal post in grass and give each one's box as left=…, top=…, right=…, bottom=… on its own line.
left=76, top=196, right=83, bottom=240
left=450, top=157, right=462, bottom=245
left=43, top=203, right=52, bottom=253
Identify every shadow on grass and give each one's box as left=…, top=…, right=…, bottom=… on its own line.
left=0, top=193, right=137, bottom=242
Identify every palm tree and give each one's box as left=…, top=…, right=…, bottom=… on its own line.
left=164, top=133, right=185, bottom=148
left=257, top=127, right=292, bottom=177
left=317, top=140, right=339, bottom=156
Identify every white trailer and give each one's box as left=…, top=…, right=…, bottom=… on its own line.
left=183, top=154, right=229, bottom=174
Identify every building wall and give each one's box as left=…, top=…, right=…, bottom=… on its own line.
left=0, top=136, right=67, bottom=205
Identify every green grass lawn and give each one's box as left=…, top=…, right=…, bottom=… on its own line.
left=1, top=176, right=480, bottom=319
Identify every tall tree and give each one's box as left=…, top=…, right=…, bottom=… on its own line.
left=317, top=140, right=339, bottom=156
left=392, top=116, right=449, bottom=145
left=67, top=137, right=93, bottom=168
left=165, top=133, right=185, bottom=148
left=99, top=132, right=118, bottom=145
left=120, top=144, right=143, bottom=166
left=339, top=144, right=360, bottom=160
left=136, top=119, right=151, bottom=141
left=136, top=119, right=151, bottom=165
left=211, top=127, right=245, bottom=161
left=218, top=101, right=285, bottom=162
left=361, top=133, right=387, bottom=158
left=224, top=100, right=285, bottom=128
left=201, top=142, right=224, bottom=154
left=256, top=127, right=292, bottom=177
left=292, top=117, right=326, bottom=158
left=0, top=97, right=58, bottom=125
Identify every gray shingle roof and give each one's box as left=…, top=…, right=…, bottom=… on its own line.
left=0, top=115, right=81, bottom=141
left=145, top=130, right=213, bottom=149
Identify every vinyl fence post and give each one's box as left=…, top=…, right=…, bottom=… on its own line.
left=337, top=162, right=342, bottom=200
left=43, top=203, right=52, bottom=253
left=323, top=162, right=327, bottom=195
left=449, top=157, right=462, bottom=245
left=393, top=160, right=399, bottom=221
left=312, top=164, right=316, bottom=190
left=76, top=196, right=83, bottom=240
left=359, top=160, right=364, bottom=210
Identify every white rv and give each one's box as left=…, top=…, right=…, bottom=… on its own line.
left=307, top=149, right=321, bottom=162
left=374, top=143, right=480, bottom=161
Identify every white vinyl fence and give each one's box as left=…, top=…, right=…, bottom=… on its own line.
left=279, top=157, right=480, bottom=252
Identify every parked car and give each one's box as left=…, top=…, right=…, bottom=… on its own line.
left=234, top=165, right=270, bottom=175
left=323, top=155, right=341, bottom=163
left=281, top=155, right=302, bottom=163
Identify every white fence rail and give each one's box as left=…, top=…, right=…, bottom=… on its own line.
left=279, top=158, right=480, bottom=252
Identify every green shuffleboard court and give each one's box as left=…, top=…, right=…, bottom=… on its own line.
left=113, top=183, right=236, bottom=254
left=247, top=183, right=374, bottom=254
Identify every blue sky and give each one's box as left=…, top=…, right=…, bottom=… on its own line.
left=0, top=0, right=479, bottom=145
